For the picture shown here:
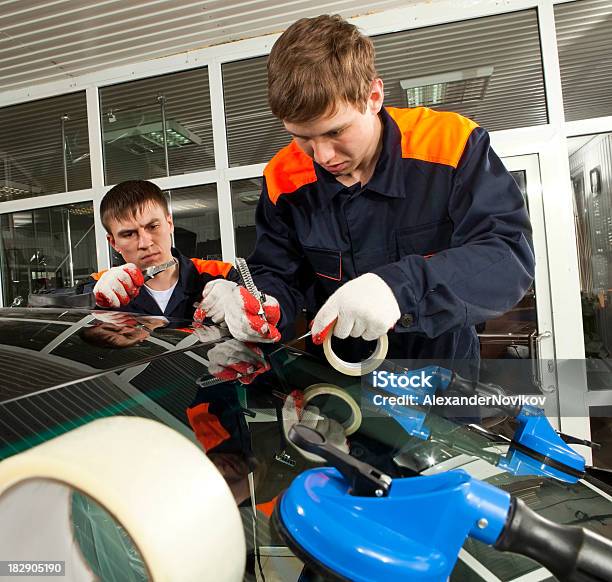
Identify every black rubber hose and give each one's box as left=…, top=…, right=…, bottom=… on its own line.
left=495, top=497, right=612, bottom=582
left=448, top=373, right=522, bottom=416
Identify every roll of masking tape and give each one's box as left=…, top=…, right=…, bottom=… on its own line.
left=323, top=331, right=389, bottom=377
left=303, top=384, right=362, bottom=435
left=0, top=417, right=245, bottom=582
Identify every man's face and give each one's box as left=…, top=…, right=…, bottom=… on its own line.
left=283, top=79, right=384, bottom=178
left=107, top=201, right=174, bottom=269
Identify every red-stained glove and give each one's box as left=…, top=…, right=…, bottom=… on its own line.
left=223, top=286, right=281, bottom=343
left=206, top=339, right=271, bottom=384
left=92, top=310, right=139, bottom=326
left=194, top=279, right=238, bottom=326
left=93, top=264, right=144, bottom=308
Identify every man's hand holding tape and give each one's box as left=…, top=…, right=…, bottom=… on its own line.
left=311, top=273, right=401, bottom=344
left=198, top=272, right=399, bottom=349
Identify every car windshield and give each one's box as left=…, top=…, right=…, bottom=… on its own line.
left=0, top=311, right=610, bottom=582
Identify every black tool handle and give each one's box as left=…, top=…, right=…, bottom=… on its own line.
left=495, top=497, right=612, bottom=582
left=448, top=373, right=522, bottom=416
left=288, top=424, right=391, bottom=497
left=557, top=431, right=601, bottom=450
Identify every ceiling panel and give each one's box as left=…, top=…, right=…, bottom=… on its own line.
left=0, top=0, right=406, bottom=92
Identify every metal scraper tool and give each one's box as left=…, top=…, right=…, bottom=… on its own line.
left=142, top=257, right=178, bottom=281
left=235, top=257, right=266, bottom=318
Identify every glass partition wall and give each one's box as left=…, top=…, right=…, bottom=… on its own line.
left=0, top=92, right=91, bottom=200
left=568, top=132, right=612, bottom=468
left=0, top=203, right=96, bottom=306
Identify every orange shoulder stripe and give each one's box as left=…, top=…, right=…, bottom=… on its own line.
left=90, top=269, right=108, bottom=281
left=264, top=141, right=317, bottom=205
left=386, top=106, right=478, bottom=168
left=191, top=258, right=233, bottom=278
left=186, top=403, right=230, bottom=452
left=256, top=496, right=278, bottom=518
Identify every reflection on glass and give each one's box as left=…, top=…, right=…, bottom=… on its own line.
left=100, top=68, right=214, bottom=185
left=477, top=170, right=539, bottom=394
left=0, top=92, right=91, bottom=199
left=165, top=184, right=221, bottom=260
left=222, top=10, right=547, bottom=169
left=0, top=202, right=96, bottom=306
left=555, top=0, right=612, bottom=122
left=222, top=56, right=290, bottom=167
left=0, top=308, right=609, bottom=579
left=373, top=9, right=547, bottom=130
left=569, top=134, right=612, bottom=366
left=230, top=178, right=261, bottom=257
left=568, top=132, right=612, bottom=468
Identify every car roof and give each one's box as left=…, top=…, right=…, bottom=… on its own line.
left=0, top=307, right=226, bottom=405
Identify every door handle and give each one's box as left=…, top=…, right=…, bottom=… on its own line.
left=530, top=331, right=553, bottom=392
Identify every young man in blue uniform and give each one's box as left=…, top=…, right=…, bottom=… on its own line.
left=201, top=14, right=535, bottom=363
left=89, top=180, right=237, bottom=319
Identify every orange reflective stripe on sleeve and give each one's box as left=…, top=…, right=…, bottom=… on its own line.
left=90, top=269, right=108, bottom=281
left=191, top=258, right=233, bottom=278
left=264, top=141, right=317, bottom=205
left=386, top=106, right=478, bottom=169
left=186, top=402, right=231, bottom=452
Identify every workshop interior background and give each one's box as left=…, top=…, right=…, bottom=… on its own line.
left=0, top=0, right=611, bottom=465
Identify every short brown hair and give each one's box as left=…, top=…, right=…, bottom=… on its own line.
left=101, top=180, right=169, bottom=232
left=267, top=14, right=377, bottom=123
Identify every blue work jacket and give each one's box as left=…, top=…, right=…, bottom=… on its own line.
left=248, top=107, right=535, bottom=363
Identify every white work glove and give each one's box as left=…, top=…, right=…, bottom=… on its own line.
left=92, top=310, right=139, bottom=326
left=206, top=339, right=270, bottom=384
left=282, top=390, right=349, bottom=463
left=311, top=273, right=401, bottom=344
left=194, top=279, right=238, bottom=325
left=191, top=324, right=228, bottom=344
left=220, top=286, right=281, bottom=343
left=93, top=263, right=144, bottom=308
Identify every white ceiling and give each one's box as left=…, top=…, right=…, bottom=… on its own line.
left=0, top=0, right=410, bottom=92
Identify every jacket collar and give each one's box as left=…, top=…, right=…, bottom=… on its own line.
left=312, top=107, right=407, bottom=207
left=363, top=107, right=406, bottom=199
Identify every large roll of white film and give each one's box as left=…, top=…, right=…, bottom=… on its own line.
left=0, top=417, right=246, bottom=582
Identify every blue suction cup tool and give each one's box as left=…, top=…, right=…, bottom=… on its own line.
left=273, top=425, right=612, bottom=582
left=511, top=406, right=586, bottom=479
left=272, top=425, right=509, bottom=582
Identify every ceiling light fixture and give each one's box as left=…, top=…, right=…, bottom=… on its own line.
left=238, top=191, right=260, bottom=205
left=400, top=66, right=494, bottom=108
left=103, top=115, right=203, bottom=155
